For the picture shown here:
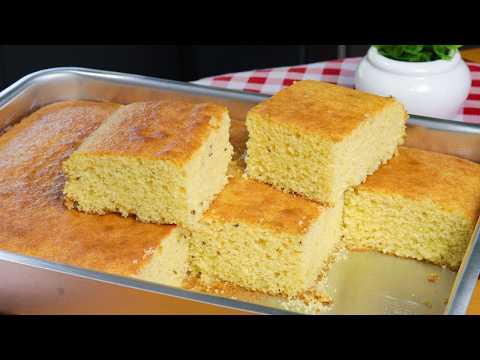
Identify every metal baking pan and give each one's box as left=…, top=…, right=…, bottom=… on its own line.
left=0, top=67, right=479, bottom=315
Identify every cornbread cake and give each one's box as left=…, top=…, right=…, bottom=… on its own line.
left=188, top=162, right=344, bottom=297
left=343, top=146, right=480, bottom=270
left=63, top=100, right=233, bottom=227
left=0, top=101, right=188, bottom=287
left=246, top=80, right=408, bottom=205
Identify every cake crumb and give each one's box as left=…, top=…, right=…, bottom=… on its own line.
left=297, top=289, right=333, bottom=305
left=422, top=300, right=433, bottom=309
left=280, top=298, right=329, bottom=314
left=427, top=273, right=440, bottom=283
left=142, top=247, right=156, bottom=259
left=281, top=289, right=333, bottom=315
left=335, top=245, right=349, bottom=261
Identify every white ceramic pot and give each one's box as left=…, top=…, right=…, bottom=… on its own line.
left=354, top=46, right=471, bottom=119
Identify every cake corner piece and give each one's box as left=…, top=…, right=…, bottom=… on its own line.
left=62, top=100, right=233, bottom=227
left=0, top=99, right=189, bottom=289
left=343, top=146, right=480, bottom=270
left=245, top=80, right=408, bottom=205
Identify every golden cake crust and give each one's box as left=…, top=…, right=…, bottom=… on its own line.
left=358, top=146, right=480, bottom=222
left=248, top=80, right=406, bottom=142
left=76, top=100, right=228, bottom=164
left=0, top=100, right=176, bottom=276
left=204, top=165, right=323, bottom=234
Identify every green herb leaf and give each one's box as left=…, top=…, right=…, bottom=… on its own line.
left=374, top=45, right=462, bottom=62
left=403, top=45, right=424, bottom=54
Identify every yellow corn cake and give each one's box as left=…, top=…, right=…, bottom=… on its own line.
left=63, top=100, right=233, bottom=227
left=246, top=80, right=408, bottom=205
left=0, top=100, right=189, bottom=288
left=343, top=146, right=480, bottom=270
left=188, top=162, right=344, bottom=297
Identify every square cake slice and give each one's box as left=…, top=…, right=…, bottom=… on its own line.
left=188, top=163, right=344, bottom=297
left=343, top=146, right=480, bottom=270
left=246, top=80, right=408, bottom=205
left=63, top=100, right=233, bottom=227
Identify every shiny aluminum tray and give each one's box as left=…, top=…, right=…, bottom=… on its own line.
left=0, top=67, right=479, bottom=315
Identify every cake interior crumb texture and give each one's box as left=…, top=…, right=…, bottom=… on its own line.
left=0, top=100, right=189, bottom=287
left=343, top=146, right=480, bottom=270
left=246, top=80, right=408, bottom=205
left=63, top=100, right=233, bottom=227
left=188, top=162, right=344, bottom=297
left=134, top=227, right=189, bottom=287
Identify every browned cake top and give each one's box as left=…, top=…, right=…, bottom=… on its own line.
left=248, top=80, right=406, bottom=142
left=0, top=100, right=176, bottom=276
left=359, top=146, right=480, bottom=222
left=76, top=100, right=228, bottom=164
left=204, top=163, right=323, bottom=235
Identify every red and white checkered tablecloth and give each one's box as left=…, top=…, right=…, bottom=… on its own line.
left=193, top=57, right=480, bottom=124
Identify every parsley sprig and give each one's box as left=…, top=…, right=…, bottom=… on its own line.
left=374, top=45, right=462, bottom=62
